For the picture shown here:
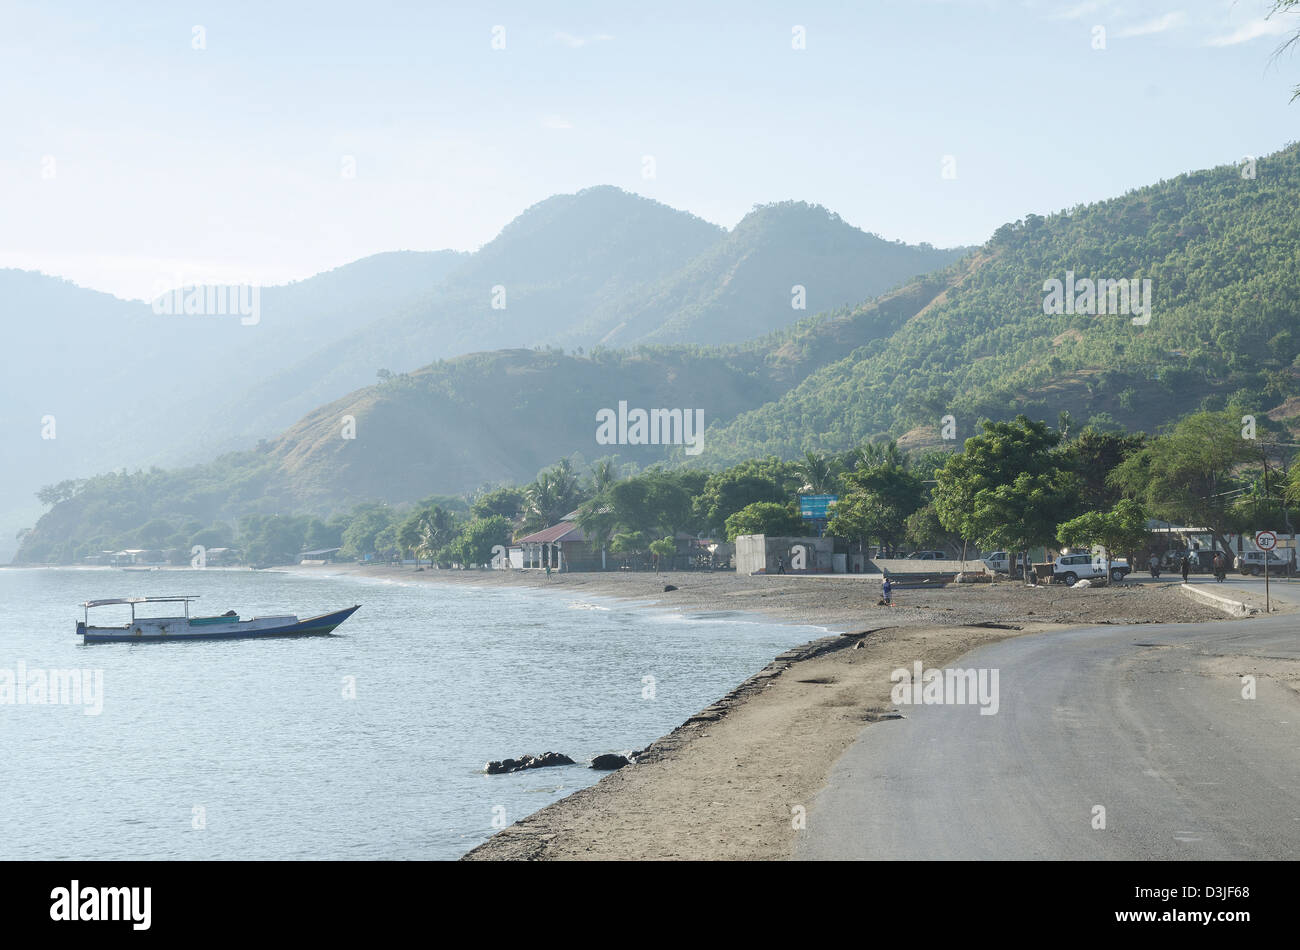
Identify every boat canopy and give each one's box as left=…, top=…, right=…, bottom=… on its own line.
left=82, top=596, right=201, bottom=608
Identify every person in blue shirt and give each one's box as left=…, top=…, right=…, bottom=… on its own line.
left=881, top=575, right=892, bottom=605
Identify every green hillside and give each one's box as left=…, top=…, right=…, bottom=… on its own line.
left=707, top=145, right=1300, bottom=459
left=18, top=145, right=1300, bottom=563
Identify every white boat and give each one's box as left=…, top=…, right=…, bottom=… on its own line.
left=77, top=596, right=360, bottom=643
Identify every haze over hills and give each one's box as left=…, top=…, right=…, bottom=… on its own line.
left=3, top=186, right=964, bottom=560
left=18, top=143, right=1300, bottom=565
left=0, top=250, right=467, bottom=560
left=15, top=141, right=1300, bottom=564
left=574, top=201, right=962, bottom=348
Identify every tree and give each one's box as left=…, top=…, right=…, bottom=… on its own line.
left=136, top=518, right=175, bottom=548
left=649, top=537, right=676, bottom=573
left=692, top=458, right=797, bottom=536
left=471, top=487, right=524, bottom=522
left=36, top=479, right=85, bottom=507
left=610, top=531, right=649, bottom=568
left=339, top=504, right=396, bottom=561
left=793, top=451, right=840, bottom=494
left=244, top=514, right=311, bottom=565
left=904, top=502, right=962, bottom=553
left=848, top=439, right=906, bottom=472
left=934, top=415, right=1081, bottom=573
left=603, top=470, right=702, bottom=539
left=1066, top=428, right=1146, bottom=510
left=1057, top=499, right=1149, bottom=583
left=589, top=457, right=620, bottom=495
left=724, top=502, right=804, bottom=542
left=397, top=513, right=424, bottom=564
left=447, top=516, right=511, bottom=568
left=415, top=506, right=458, bottom=566
left=1268, top=1, right=1300, bottom=101
left=1109, top=411, right=1254, bottom=553
left=827, top=463, right=924, bottom=555
left=521, top=462, right=585, bottom=532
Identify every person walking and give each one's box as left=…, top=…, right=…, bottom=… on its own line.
left=881, top=575, right=892, bottom=606
left=776, top=555, right=785, bottom=575
left=1180, top=555, right=1190, bottom=582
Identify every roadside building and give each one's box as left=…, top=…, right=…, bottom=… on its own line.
left=734, top=534, right=835, bottom=574
left=510, top=522, right=597, bottom=571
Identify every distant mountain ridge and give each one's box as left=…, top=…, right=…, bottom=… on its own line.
left=2, top=186, right=963, bottom=559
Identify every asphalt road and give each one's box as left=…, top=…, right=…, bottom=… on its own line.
left=795, top=615, right=1300, bottom=859
left=1181, top=574, right=1300, bottom=608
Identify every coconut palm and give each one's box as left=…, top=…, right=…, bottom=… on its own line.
left=794, top=451, right=840, bottom=494
left=851, top=439, right=907, bottom=471
left=590, top=457, right=619, bottom=495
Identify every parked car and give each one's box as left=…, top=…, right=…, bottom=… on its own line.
left=905, top=550, right=949, bottom=560
left=982, top=551, right=1024, bottom=575
left=1234, top=550, right=1290, bottom=576
left=1053, top=552, right=1131, bottom=584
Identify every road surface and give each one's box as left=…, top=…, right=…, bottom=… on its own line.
left=795, top=614, right=1299, bottom=859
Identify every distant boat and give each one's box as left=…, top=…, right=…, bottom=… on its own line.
left=77, top=596, right=360, bottom=643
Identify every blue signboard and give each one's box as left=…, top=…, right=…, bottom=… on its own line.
left=799, top=494, right=838, bottom=519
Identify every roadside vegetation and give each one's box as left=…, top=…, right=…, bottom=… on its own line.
left=17, top=407, right=1293, bottom=570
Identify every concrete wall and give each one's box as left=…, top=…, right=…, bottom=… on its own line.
left=735, top=535, right=834, bottom=573
left=870, top=558, right=989, bottom=576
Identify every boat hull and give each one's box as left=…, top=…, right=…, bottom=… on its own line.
left=81, top=605, right=360, bottom=643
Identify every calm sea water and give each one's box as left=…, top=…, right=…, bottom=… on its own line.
left=0, top=568, right=818, bottom=860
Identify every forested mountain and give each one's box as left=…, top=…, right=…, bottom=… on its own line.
left=704, top=145, right=1300, bottom=460
left=22, top=144, right=1300, bottom=564
left=2, top=188, right=962, bottom=560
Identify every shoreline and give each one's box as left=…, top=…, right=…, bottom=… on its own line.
left=291, top=563, right=1230, bottom=860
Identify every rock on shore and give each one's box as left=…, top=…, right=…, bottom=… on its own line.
left=484, top=751, right=575, bottom=774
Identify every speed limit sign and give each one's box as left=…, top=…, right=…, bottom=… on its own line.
left=1256, top=530, right=1278, bottom=551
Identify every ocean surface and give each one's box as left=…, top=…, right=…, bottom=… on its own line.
left=0, top=568, right=819, bottom=860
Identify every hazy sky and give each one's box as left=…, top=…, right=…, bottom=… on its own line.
left=3, top=0, right=1298, bottom=300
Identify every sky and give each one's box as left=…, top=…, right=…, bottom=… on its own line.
left=2, top=0, right=1299, bottom=300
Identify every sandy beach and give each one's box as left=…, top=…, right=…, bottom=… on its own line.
left=293, top=563, right=1233, bottom=860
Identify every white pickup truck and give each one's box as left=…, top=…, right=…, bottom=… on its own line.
left=1053, top=552, right=1131, bottom=584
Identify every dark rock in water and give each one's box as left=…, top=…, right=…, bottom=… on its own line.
left=590, top=753, right=630, bottom=771
left=663, top=584, right=677, bottom=592
left=484, top=751, right=575, bottom=774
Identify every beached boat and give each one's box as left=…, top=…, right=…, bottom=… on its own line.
left=77, top=596, right=359, bottom=643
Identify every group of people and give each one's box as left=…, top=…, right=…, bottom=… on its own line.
left=1150, top=552, right=1227, bottom=582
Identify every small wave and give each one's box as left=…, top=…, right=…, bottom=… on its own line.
left=568, top=601, right=611, bottom=611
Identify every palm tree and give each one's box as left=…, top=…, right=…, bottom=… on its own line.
left=523, top=474, right=567, bottom=532
left=414, top=507, right=456, bottom=567
left=852, top=439, right=907, bottom=471
left=795, top=451, right=840, bottom=494
left=590, top=458, right=618, bottom=495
